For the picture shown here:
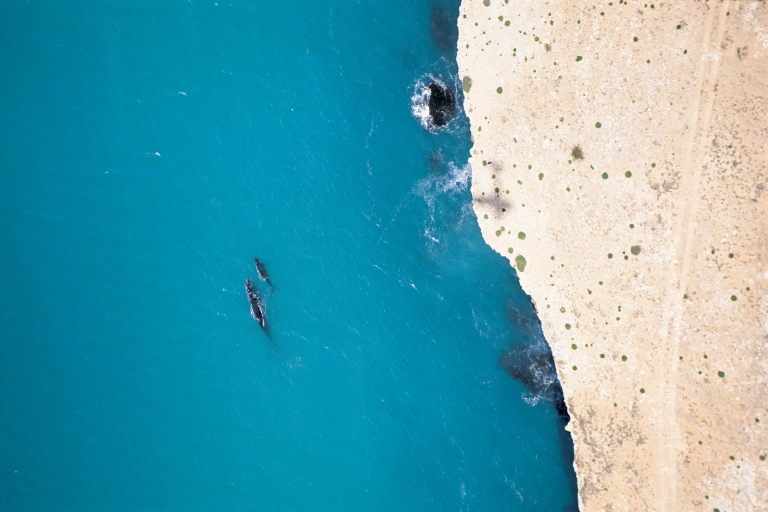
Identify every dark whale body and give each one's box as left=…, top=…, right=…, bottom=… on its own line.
left=245, top=278, right=269, bottom=336
left=427, top=82, right=455, bottom=127
left=254, top=258, right=272, bottom=287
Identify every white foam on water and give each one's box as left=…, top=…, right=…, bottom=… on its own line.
left=410, top=81, right=433, bottom=130
left=412, top=162, right=472, bottom=253
left=414, top=161, right=471, bottom=211
left=410, top=72, right=458, bottom=133
left=521, top=336, right=562, bottom=408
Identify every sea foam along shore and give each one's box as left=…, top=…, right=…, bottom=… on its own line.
left=457, top=1, right=768, bottom=510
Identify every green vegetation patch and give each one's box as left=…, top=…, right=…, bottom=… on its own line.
left=595, top=122, right=602, bottom=128
left=496, top=86, right=503, bottom=94
left=718, top=371, right=725, bottom=378
left=631, top=245, right=641, bottom=255
left=483, top=0, right=490, bottom=6
left=625, top=171, right=632, bottom=178
left=518, top=232, right=526, bottom=240
left=515, top=254, right=527, bottom=272
left=565, top=323, right=572, bottom=330
left=462, top=76, right=472, bottom=93
left=571, top=145, right=584, bottom=160
left=602, top=172, right=609, bottom=179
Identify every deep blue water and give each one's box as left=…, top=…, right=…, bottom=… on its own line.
left=0, top=1, right=577, bottom=510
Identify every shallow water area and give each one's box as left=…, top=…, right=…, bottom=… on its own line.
left=0, top=1, right=577, bottom=510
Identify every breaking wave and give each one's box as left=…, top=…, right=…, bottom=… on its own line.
left=412, top=161, right=472, bottom=254
left=413, top=161, right=471, bottom=211
left=411, top=79, right=434, bottom=131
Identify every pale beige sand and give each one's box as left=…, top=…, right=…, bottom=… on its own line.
left=457, top=1, right=768, bottom=510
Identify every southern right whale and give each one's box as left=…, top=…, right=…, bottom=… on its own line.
left=245, top=278, right=269, bottom=336
left=253, top=258, right=273, bottom=287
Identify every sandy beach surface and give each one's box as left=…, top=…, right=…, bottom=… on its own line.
left=457, top=0, right=768, bottom=509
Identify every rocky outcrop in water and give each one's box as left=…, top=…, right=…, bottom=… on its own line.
left=427, top=82, right=455, bottom=127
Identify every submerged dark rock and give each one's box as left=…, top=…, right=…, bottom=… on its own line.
left=506, top=299, right=536, bottom=333
left=499, top=343, right=570, bottom=422
left=427, top=151, right=443, bottom=172
left=427, top=82, right=455, bottom=127
left=554, top=390, right=570, bottom=423
left=430, top=2, right=458, bottom=55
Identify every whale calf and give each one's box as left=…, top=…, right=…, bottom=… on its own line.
left=245, top=278, right=269, bottom=336
left=254, top=258, right=272, bottom=287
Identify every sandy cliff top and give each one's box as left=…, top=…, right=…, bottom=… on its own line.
left=457, top=1, right=768, bottom=509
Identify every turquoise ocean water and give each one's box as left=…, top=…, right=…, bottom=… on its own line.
left=0, top=1, right=577, bottom=510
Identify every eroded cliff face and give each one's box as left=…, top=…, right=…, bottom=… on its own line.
left=457, top=1, right=768, bottom=510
